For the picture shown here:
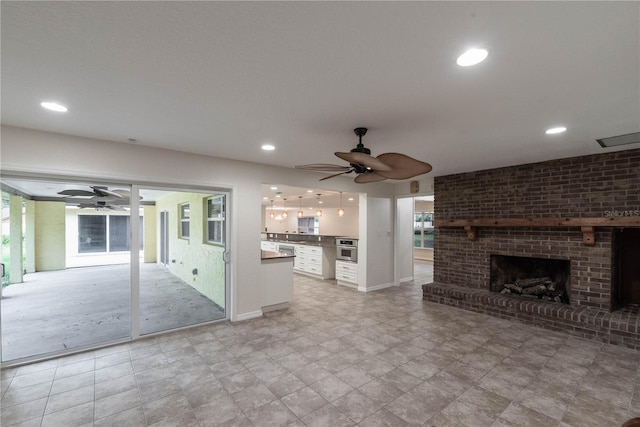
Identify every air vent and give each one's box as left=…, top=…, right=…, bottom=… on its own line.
left=596, top=132, right=640, bottom=148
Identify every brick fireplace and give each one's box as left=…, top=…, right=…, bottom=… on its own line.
left=423, top=148, right=640, bottom=348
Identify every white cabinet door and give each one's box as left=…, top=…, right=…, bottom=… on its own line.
left=336, top=260, right=358, bottom=286
left=293, top=245, right=336, bottom=279
left=261, top=241, right=278, bottom=252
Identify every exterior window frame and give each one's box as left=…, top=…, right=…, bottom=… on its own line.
left=78, top=214, right=143, bottom=253
left=205, top=195, right=225, bottom=245
left=179, top=203, right=190, bottom=239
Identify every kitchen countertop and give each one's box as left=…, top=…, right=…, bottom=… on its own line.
left=267, top=240, right=336, bottom=248
left=261, top=250, right=296, bottom=261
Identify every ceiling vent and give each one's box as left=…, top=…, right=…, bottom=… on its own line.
left=596, top=132, right=640, bottom=148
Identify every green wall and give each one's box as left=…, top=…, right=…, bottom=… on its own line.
left=155, top=192, right=225, bottom=307
left=9, top=195, right=23, bottom=282
left=143, top=205, right=157, bottom=263
left=34, top=200, right=66, bottom=271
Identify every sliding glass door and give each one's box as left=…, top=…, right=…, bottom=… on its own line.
left=0, top=177, right=229, bottom=364
left=138, top=187, right=227, bottom=335
left=0, top=178, right=133, bottom=362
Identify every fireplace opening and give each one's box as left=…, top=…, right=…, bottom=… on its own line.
left=490, top=255, right=570, bottom=304
left=612, top=228, right=640, bottom=310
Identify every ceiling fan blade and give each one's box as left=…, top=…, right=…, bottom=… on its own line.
left=295, top=164, right=351, bottom=172
left=374, top=153, right=432, bottom=179
left=111, top=189, right=131, bottom=197
left=319, top=170, right=353, bottom=181
left=92, top=186, right=125, bottom=198
left=58, top=189, right=95, bottom=197
left=354, top=172, right=387, bottom=183
left=335, top=152, right=392, bottom=172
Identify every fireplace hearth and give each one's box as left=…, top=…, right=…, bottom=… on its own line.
left=490, top=255, right=570, bottom=304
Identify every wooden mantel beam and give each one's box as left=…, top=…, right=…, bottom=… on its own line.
left=434, top=217, right=640, bottom=228
left=434, top=216, right=640, bottom=246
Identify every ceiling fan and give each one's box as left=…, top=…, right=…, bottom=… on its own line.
left=57, top=186, right=138, bottom=210
left=295, top=127, right=432, bottom=183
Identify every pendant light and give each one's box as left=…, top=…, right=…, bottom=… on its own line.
left=315, top=194, right=323, bottom=217
left=338, top=192, right=345, bottom=217
left=269, top=199, right=275, bottom=219
left=282, top=198, right=288, bottom=219
left=297, top=196, right=304, bottom=218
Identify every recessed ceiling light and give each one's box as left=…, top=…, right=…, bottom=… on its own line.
left=545, top=126, right=567, bottom=135
left=348, top=197, right=354, bottom=201
left=456, top=48, right=488, bottom=66
left=270, top=186, right=278, bottom=190
left=262, top=197, right=268, bottom=200
left=306, top=190, right=313, bottom=193
left=40, top=101, right=68, bottom=112
left=261, top=144, right=275, bottom=151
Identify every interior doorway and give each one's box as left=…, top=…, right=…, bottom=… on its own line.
left=413, top=196, right=434, bottom=284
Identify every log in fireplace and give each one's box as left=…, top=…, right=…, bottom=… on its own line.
left=490, top=255, right=570, bottom=304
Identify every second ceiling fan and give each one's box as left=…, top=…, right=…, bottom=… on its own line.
left=295, top=127, right=432, bottom=183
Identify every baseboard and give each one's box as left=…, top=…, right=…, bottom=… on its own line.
left=234, top=310, right=263, bottom=322
left=358, top=282, right=394, bottom=292
left=262, top=302, right=289, bottom=313
left=337, top=280, right=358, bottom=290
left=399, top=276, right=414, bottom=283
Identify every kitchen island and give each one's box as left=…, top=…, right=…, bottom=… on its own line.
left=262, top=233, right=339, bottom=280
left=260, top=250, right=295, bottom=312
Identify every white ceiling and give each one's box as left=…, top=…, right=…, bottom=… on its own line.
left=2, top=2, right=639, bottom=181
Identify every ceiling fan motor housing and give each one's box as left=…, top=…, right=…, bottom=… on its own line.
left=350, top=127, right=371, bottom=172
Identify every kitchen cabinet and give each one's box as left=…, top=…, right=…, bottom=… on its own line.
left=336, top=260, right=358, bottom=288
left=293, top=244, right=336, bottom=280
left=261, top=241, right=278, bottom=252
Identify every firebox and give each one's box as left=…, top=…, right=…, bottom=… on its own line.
left=490, top=255, right=571, bottom=304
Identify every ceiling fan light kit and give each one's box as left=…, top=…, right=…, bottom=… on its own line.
left=295, top=127, right=432, bottom=183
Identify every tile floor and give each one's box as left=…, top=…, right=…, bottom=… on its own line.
left=1, top=273, right=639, bottom=426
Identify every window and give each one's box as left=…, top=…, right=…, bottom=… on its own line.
left=179, top=203, right=190, bottom=239
left=206, top=195, right=225, bottom=245
left=78, top=215, right=143, bottom=253
left=298, top=216, right=319, bottom=235
left=78, top=215, right=107, bottom=253
left=109, top=216, right=144, bottom=251
left=414, top=211, right=434, bottom=249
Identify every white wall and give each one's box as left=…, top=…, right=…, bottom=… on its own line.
left=1, top=125, right=395, bottom=319
left=359, top=195, right=394, bottom=291
left=394, top=176, right=434, bottom=198
left=396, top=197, right=413, bottom=283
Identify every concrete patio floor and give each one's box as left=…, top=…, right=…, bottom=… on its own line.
left=1, top=263, right=225, bottom=362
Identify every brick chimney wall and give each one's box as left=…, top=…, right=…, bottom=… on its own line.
left=433, top=148, right=640, bottom=311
